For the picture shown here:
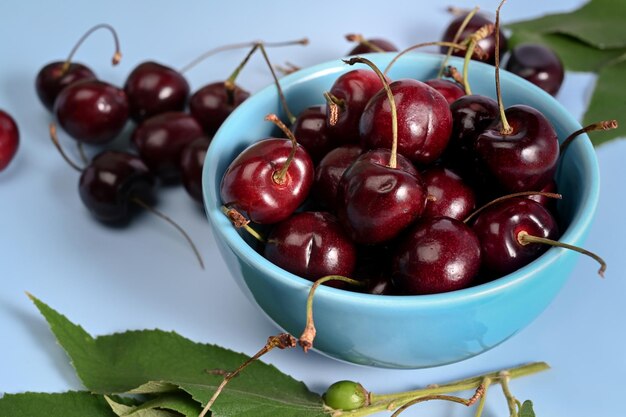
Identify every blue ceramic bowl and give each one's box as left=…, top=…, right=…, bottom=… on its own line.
left=203, top=52, right=599, bottom=369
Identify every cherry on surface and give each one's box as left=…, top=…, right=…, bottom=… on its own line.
left=504, top=43, right=564, bottom=96
left=54, top=79, right=129, bottom=144
left=190, top=81, right=250, bottom=135
left=347, top=36, right=397, bottom=55
left=124, top=61, right=190, bottom=122
left=180, top=136, right=211, bottom=203
left=35, top=62, right=96, bottom=111
left=0, top=110, right=19, bottom=171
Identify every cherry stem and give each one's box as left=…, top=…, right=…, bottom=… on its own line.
left=258, top=44, right=297, bottom=125
left=443, top=65, right=464, bottom=85
left=131, top=198, right=205, bottom=270
left=494, top=0, right=513, bottom=135
left=197, top=333, right=297, bottom=417
left=323, top=91, right=345, bottom=127
left=383, top=41, right=483, bottom=76
left=224, top=44, right=260, bottom=105
left=437, top=6, right=480, bottom=78
left=179, top=37, right=308, bottom=74
left=299, top=275, right=365, bottom=353
left=389, top=385, right=486, bottom=417
left=275, top=61, right=301, bottom=76
left=463, top=191, right=562, bottom=224
left=462, top=24, right=494, bottom=95
left=559, top=119, right=618, bottom=155
left=344, top=56, right=398, bottom=168
left=220, top=206, right=265, bottom=243
left=63, top=23, right=121, bottom=73
left=265, top=114, right=298, bottom=184
left=517, top=231, right=606, bottom=277
left=498, top=371, right=520, bottom=417
left=49, top=123, right=84, bottom=173
left=345, top=34, right=386, bottom=53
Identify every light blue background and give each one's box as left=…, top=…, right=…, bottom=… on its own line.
left=1, top=1, right=624, bottom=416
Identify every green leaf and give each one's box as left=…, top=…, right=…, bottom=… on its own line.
left=508, top=31, right=626, bottom=73
left=519, top=400, right=536, bottom=417
left=507, top=0, right=626, bottom=49
left=0, top=391, right=118, bottom=417
left=106, top=394, right=202, bottom=417
left=582, top=58, right=626, bottom=145
left=29, top=295, right=326, bottom=417
left=104, top=396, right=179, bottom=417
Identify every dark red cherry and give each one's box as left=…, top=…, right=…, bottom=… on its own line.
left=326, top=69, right=387, bottom=144
left=475, top=105, right=559, bottom=192
left=472, top=198, right=558, bottom=277
left=440, top=13, right=508, bottom=64
left=348, top=38, right=398, bottom=55
left=220, top=137, right=314, bottom=224
left=291, top=105, right=334, bottom=163
left=131, top=112, right=204, bottom=182
left=35, top=62, right=96, bottom=111
left=124, top=61, right=190, bottom=122
left=353, top=244, right=395, bottom=295
left=264, top=211, right=357, bottom=281
left=360, top=79, right=453, bottom=166
left=0, top=110, right=19, bottom=171
left=190, top=81, right=250, bottom=135
left=421, top=167, right=475, bottom=221
left=312, top=144, right=363, bottom=211
left=527, top=180, right=558, bottom=212
left=336, top=150, right=426, bottom=244
left=424, top=79, right=465, bottom=104
left=504, top=44, right=564, bottom=96
left=54, top=79, right=129, bottom=144
left=180, top=136, right=211, bottom=203
left=79, top=151, right=155, bottom=224
left=392, top=217, right=481, bottom=295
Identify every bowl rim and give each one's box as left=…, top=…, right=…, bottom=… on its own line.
left=203, top=51, right=600, bottom=308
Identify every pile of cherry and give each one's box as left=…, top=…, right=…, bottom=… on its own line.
left=220, top=10, right=606, bottom=295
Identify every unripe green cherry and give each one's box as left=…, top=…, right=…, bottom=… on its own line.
left=323, top=380, right=370, bottom=411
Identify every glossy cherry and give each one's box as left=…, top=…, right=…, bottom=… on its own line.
left=54, top=79, right=129, bottom=144
left=291, top=105, right=334, bottom=163
left=392, top=217, right=481, bottom=295
left=264, top=211, right=357, bottom=281
left=336, top=149, right=426, bottom=244
left=124, top=61, right=190, bottom=122
left=440, top=13, right=507, bottom=64
left=79, top=151, right=155, bottom=224
left=0, top=110, right=19, bottom=171
left=360, top=79, right=453, bottom=166
left=421, top=167, right=476, bottom=221
left=312, top=144, right=363, bottom=211
left=220, top=116, right=314, bottom=224
left=424, top=78, right=465, bottom=104
left=471, top=198, right=558, bottom=277
left=475, top=105, right=559, bottom=192
left=504, top=43, right=564, bottom=96
left=190, top=81, right=250, bottom=135
left=325, top=69, right=387, bottom=144
left=347, top=35, right=397, bottom=55
left=35, top=62, right=96, bottom=111
left=131, top=111, right=204, bottom=182
left=180, top=136, right=211, bottom=203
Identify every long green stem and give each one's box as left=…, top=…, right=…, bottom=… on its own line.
left=383, top=41, right=475, bottom=76
left=259, top=44, right=296, bottom=124
left=438, top=6, right=480, bottom=78
left=559, top=119, right=618, bottom=155
left=495, top=0, right=513, bottom=135
left=224, top=44, right=260, bottom=101
left=63, top=23, right=121, bottom=72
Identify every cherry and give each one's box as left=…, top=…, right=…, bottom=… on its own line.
left=392, top=217, right=481, bottom=295
left=54, top=79, right=129, bottom=144
left=440, top=13, right=507, bottom=64
left=346, top=34, right=397, bottom=55
left=312, top=144, right=363, bottom=211
left=291, top=105, right=334, bottom=163
left=124, top=61, right=190, bottom=122
left=79, top=150, right=155, bottom=223
left=424, top=78, right=465, bottom=104
left=504, top=44, right=564, bottom=96
left=0, top=110, right=19, bottom=171
left=336, top=149, right=426, bottom=244
left=35, top=63, right=96, bottom=111
left=220, top=115, right=314, bottom=224
left=359, top=78, right=453, bottom=166
left=131, top=112, right=204, bottom=182
left=180, top=136, right=211, bottom=203
left=35, top=24, right=121, bottom=111
left=421, top=167, right=476, bottom=221
left=264, top=211, right=357, bottom=281
left=190, top=81, right=250, bottom=135
left=325, top=69, right=387, bottom=144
